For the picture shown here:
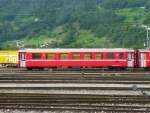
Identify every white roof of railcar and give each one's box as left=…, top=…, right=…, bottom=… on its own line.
left=19, top=48, right=134, bottom=53
left=138, top=49, right=150, bottom=52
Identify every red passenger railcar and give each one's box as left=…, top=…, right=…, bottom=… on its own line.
left=137, top=49, right=150, bottom=69
left=19, top=48, right=135, bottom=69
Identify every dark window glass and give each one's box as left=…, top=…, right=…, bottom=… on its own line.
left=108, top=53, right=114, bottom=59
left=20, top=52, right=25, bottom=60
left=84, top=53, right=92, bottom=59
left=32, top=53, right=42, bottom=59
left=73, top=53, right=80, bottom=59
left=95, top=53, right=102, bottom=59
left=120, top=53, right=124, bottom=59
left=60, top=53, right=68, bottom=59
left=46, top=53, right=55, bottom=59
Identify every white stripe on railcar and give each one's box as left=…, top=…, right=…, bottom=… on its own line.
left=20, top=48, right=134, bottom=53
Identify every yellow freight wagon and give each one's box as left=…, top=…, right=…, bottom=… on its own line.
left=0, top=51, right=18, bottom=67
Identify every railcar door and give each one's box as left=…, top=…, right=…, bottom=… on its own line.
left=127, top=52, right=133, bottom=67
left=20, top=52, right=26, bottom=67
left=140, top=52, right=146, bottom=67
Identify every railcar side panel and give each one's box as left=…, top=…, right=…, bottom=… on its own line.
left=0, top=51, right=18, bottom=67
left=146, top=52, right=150, bottom=67
left=25, top=60, right=128, bottom=67
left=137, top=49, right=150, bottom=68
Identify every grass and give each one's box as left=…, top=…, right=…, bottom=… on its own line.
left=117, top=7, right=147, bottom=24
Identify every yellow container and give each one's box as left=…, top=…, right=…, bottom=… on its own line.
left=0, top=51, right=18, bottom=64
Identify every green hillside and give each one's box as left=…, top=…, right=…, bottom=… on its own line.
left=0, top=0, right=150, bottom=49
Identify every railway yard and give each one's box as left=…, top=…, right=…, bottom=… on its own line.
left=1, top=0, right=150, bottom=112
left=0, top=68, right=149, bottom=113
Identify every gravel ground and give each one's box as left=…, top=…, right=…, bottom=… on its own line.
left=0, top=109, right=106, bottom=113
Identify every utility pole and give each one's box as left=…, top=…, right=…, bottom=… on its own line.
left=141, top=25, right=150, bottom=49
left=146, top=27, right=150, bottom=49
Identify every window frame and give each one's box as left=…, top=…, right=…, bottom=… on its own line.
left=60, top=53, right=68, bottom=60
left=46, top=53, right=56, bottom=59
left=95, top=53, right=103, bottom=59
left=84, top=53, right=92, bottom=59
left=20, top=52, right=25, bottom=61
left=119, top=53, right=124, bottom=59
left=127, top=53, right=132, bottom=61
left=72, top=53, right=81, bottom=60
left=32, top=53, right=42, bottom=59
left=107, top=53, right=114, bottom=59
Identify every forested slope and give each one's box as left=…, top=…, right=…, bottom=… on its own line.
left=0, top=0, right=150, bottom=49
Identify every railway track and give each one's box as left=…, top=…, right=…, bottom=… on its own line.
left=0, top=67, right=148, bottom=73
left=0, top=73, right=150, bottom=84
left=0, top=93, right=149, bottom=113
left=0, top=68, right=150, bottom=112
left=0, top=81, right=149, bottom=113
left=0, top=69, right=149, bottom=82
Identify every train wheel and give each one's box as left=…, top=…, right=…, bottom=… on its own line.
left=27, top=68, right=32, bottom=71
left=39, top=68, right=44, bottom=71
left=144, top=67, right=150, bottom=71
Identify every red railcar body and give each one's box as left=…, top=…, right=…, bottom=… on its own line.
left=19, top=48, right=135, bottom=69
left=137, top=49, right=150, bottom=68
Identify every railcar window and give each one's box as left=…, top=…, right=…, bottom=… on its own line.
left=84, top=53, right=92, bottom=59
left=120, top=53, right=124, bottom=59
left=140, top=53, right=145, bottom=59
left=108, top=53, right=114, bottom=59
left=20, top=53, right=25, bottom=60
left=32, top=53, right=42, bottom=59
left=95, top=53, right=102, bottom=59
left=46, top=53, right=55, bottom=59
left=127, top=53, right=132, bottom=61
left=73, top=53, right=80, bottom=59
left=60, top=53, right=68, bottom=59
